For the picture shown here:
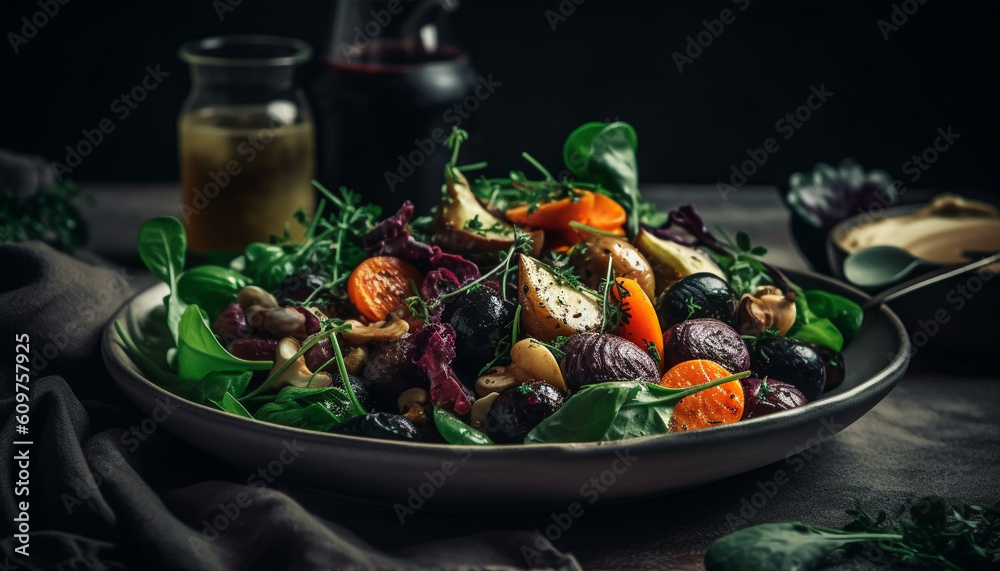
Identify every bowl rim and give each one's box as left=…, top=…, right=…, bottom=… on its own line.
left=103, top=268, right=911, bottom=458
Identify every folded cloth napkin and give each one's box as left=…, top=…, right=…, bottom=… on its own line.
left=0, top=242, right=581, bottom=571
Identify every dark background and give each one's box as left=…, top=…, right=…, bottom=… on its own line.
left=1, top=0, right=997, bottom=192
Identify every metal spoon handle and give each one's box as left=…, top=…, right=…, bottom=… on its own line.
left=862, top=252, right=1000, bottom=311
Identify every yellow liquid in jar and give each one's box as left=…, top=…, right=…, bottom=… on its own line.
left=179, top=106, right=316, bottom=254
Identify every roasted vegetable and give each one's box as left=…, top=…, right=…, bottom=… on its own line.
left=739, top=376, right=807, bottom=419
left=632, top=228, right=725, bottom=296
left=518, top=254, right=603, bottom=342
left=560, top=332, right=659, bottom=391
left=661, top=318, right=749, bottom=374
left=569, top=236, right=655, bottom=299
left=332, top=412, right=422, bottom=441
left=659, top=359, right=744, bottom=432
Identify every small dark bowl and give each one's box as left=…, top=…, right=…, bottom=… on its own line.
left=827, top=205, right=1000, bottom=356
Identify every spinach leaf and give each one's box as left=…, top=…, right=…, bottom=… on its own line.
left=433, top=406, right=494, bottom=445
left=804, top=290, right=863, bottom=344
left=255, top=386, right=363, bottom=431
left=704, top=522, right=896, bottom=571
left=191, top=370, right=252, bottom=405
left=789, top=318, right=844, bottom=353
left=525, top=382, right=640, bottom=444
left=526, top=372, right=749, bottom=443
left=176, top=304, right=271, bottom=381
left=240, top=242, right=295, bottom=293
left=138, top=217, right=187, bottom=345
left=177, top=265, right=250, bottom=317
left=212, top=392, right=253, bottom=419
left=562, top=121, right=666, bottom=237
left=788, top=289, right=863, bottom=351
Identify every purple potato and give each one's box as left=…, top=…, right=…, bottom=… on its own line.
left=560, top=333, right=659, bottom=392
left=810, top=344, right=846, bottom=391
left=661, top=318, right=750, bottom=373
left=739, top=376, right=808, bottom=420
left=748, top=337, right=826, bottom=401
left=304, top=337, right=333, bottom=373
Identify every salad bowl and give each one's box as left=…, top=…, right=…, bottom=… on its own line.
left=103, top=269, right=910, bottom=511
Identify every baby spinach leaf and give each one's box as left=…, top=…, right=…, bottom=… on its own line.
left=138, top=217, right=187, bottom=345
left=177, top=265, right=251, bottom=317
left=255, top=386, right=362, bottom=431
left=240, top=242, right=295, bottom=293
left=433, top=406, right=494, bottom=445
left=562, top=121, right=665, bottom=236
left=192, top=370, right=253, bottom=405
left=526, top=373, right=749, bottom=444
left=176, top=304, right=271, bottom=381
left=789, top=318, right=845, bottom=353
left=525, top=382, right=640, bottom=444
left=212, top=392, right=253, bottom=419
left=804, top=290, right=863, bottom=344
left=704, top=522, right=899, bottom=571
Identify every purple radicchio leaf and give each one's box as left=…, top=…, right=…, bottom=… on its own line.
left=410, top=322, right=474, bottom=415
left=785, top=160, right=896, bottom=228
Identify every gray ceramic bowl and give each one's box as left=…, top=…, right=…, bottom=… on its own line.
left=103, top=270, right=910, bottom=511
left=827, top=206, right=1000, bottom=354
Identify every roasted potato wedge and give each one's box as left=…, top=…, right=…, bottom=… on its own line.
left=518, top=255, right=602, bottom=342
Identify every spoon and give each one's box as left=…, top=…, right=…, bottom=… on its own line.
left=843, top=245, right=944, bottom=290
left=861, top=252, right=1000, bottom=311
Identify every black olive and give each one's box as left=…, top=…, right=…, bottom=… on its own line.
left=444, top=286, right=516, bottom=386
left=809, top=344, right=846, bottom=391
left=332, top=412, right=421, bottom=441
left=748, top=337, right=826, bottom=401
left=739, top=376, right=808, bottom=419
left=486, top=382, right=567, bottom=444
left=657, top=273, right=739, bottom=330
left=277, top=272, right=328, bottom=302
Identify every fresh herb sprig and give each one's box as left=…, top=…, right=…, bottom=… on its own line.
left=0, top=180, right=91, bottom=252
left=705, top=496, right=1000, bottom=571
left=713, top=227, right=775, bottom=298
left=471, top=152, right=604, bottom=215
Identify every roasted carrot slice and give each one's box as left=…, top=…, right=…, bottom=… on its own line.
left=611, top=277, right=664, bottom=371
left=505, top=190, right=595, bottom=231
left=585, top=193, right=627, bottom=230
left=347, top=256, right=423, bottom=322
left=659, top=359, right=744, bottom=432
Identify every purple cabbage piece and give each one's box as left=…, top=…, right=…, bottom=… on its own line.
left=410, top=322, right=474, bottom=415
left=364, top=200, right=481, bottom=289
left=785, top=159, right=897, bottom=228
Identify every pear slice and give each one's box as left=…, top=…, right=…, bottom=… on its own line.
left=633, top=228, right=726, bottom=296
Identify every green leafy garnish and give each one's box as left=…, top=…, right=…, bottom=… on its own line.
left=175, top=304, right=271, bottom=381
left=525, top=371, right=750, bottom=443
left=0, top=180, right=91, bottom=252
left=706, top=497, right=1000, bottom=571
left=138, top=217, right=188, bottom=345
left=562, top=121, right=665, bottom=236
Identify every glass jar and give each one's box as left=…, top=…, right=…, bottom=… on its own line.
left=179, top=35, right=316, bottom=256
